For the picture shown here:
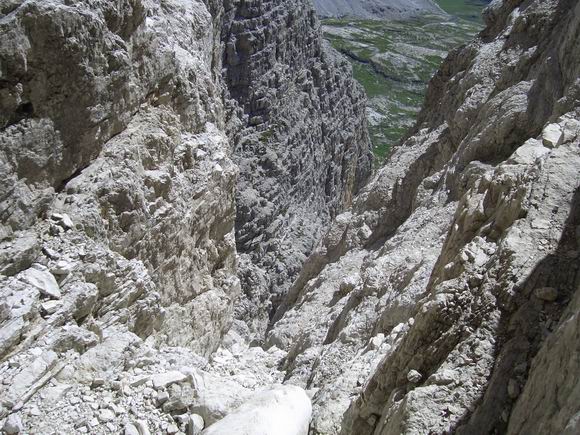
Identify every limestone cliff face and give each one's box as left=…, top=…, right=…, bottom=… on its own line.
left=221, top=0, right=372, bottom=339
left=266, top=0, right=580, bottom=433
left=1, top=0, right=578, bottom=433
left=0, top=0, right=240, bottom=363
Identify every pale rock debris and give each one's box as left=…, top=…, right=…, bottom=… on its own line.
left=202, top=385, right=312, bottom=435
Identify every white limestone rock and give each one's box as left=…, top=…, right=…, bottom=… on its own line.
left=407, top=370, right=422, bottom=384
left=542, top=123, right=564, bottom=148
left=19, top=265, right=61, bottom=299
left=40, top=300, right=62, bottom=316
left=0, top=317, right=26, bottom=358
left=124, top=423, right=140, bottom=435
left=187, top=414, right=205, bottom=435
left=2, top=414, right=24, bottom=434
left=50, top=213, right=74, bottom=231
left=188, top=370, right=252, bottom=425
left=202, top=385, right=312, bottom=435
left=151, top=371, right=187, bottom=390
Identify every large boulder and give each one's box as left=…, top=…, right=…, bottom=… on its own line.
left=202, top=385, right=312, bottom=435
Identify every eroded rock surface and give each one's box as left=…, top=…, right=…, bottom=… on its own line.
left=222, top=0, right=372, bottom=341
left=264, top=0, right=580, bottom=433
left=1, top=0, right=579, bottom=434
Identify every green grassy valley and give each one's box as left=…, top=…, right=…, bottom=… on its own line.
left=323, top=1, right=488, bottom=162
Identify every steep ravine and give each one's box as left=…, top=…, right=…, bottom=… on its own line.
left=0, top=0, right=370, bottom=433
left=266, top=0, right=580, bottom=433
left=0, top=0, right=579, bottom=434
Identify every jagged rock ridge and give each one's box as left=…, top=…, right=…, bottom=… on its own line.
left=312, top=0, right=445, bottom=20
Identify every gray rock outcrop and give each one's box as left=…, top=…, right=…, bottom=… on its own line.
left=312, top=0, right=445, bottom=20
left=1, top=0, right=579, bottom=433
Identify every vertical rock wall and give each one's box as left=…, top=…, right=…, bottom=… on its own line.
left=221, top=0, right=373, bottom=340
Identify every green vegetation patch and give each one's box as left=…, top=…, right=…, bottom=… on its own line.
left=323, top=2, right=486, bottom=163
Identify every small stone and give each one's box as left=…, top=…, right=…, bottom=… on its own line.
left=368, top=334, right=384, bottom=350
left=91, top=378, right=105, bottom=389
left=167, top=424, right=179, bottom=434
left=21, top=265, right=61, bottom=299
left=89, top=418, right=99, bottom=427
left=41, top=300, right=62, bottom=315
left=130, top=375, right=150, bottom=387
left=3, top=414, right=24, bottom=434
left=51, top=213, right=75, bottom=230
left=69, top=396, right=80, bottom=405
left=51, top=260, right=74, bottom=276
left=156, top=391, right=169, bottom=407
left=542, top=123, right=563, bottom=148
left=110, top=403, right=125, bottom=415
left=98, top=408, right=115, bottom=422
left=407, top=369, right=422, bottom=383
left=187, top=414, right=204, bottom=435
left=42, top=246, right=60, bottom=260
left=163, top=397, right=187, bottom=413
left=152, top=371, right=187, bottom=390
left=90, top=402, right=99, bottom=411
left=507, top=379, right=520, bottom=399
left=125, top=423, right=140, bottom=435
left=534, top=287, right=558, bottom=302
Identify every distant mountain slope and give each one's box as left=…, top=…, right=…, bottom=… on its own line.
left=312, top=0, right=445, bottom=20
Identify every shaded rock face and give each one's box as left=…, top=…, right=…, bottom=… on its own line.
left=312, top=0, right=445, bottom=20
left=263, top=0, right=580, bottom=433
left=222, top=0, right=372, bottom=339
